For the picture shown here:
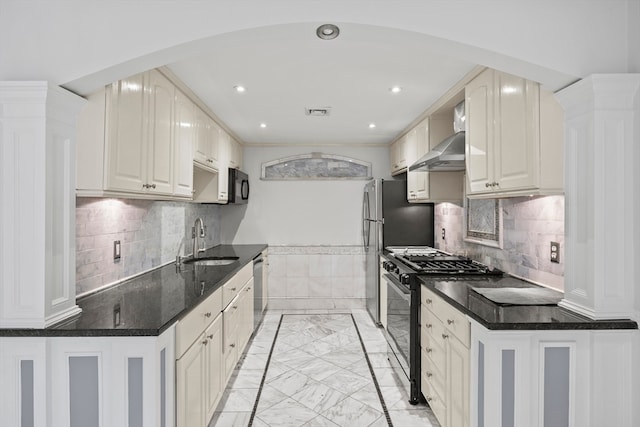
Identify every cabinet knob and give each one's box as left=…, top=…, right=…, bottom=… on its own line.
left=485, top=182, right=490, bottom=188
left=447, top=319, right=455, bottom=325
left=202, top=340, right=208, bottom=345
left=229, top=343, right=235, bottom=348
left=426, top=372, right=433, bottom=378
left=425, top=323, right=432, bottom=329
left=150, top=183, right=156, bottom=189
left=425, top=347, right=433, bottom=353
left=207, top=334, right=214, bottom=339
left=204, top=312, right=212, bottom=318
left=232, top=305, right=238, bottom=310
left=442, top=333, right=449, bottom=339
left=231, top=287, right=237, bottom=291
left=426, top=396, right=434, bottom=402
left=426, top=299, right=432, bottom=305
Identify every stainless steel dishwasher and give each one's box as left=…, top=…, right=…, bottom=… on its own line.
left=253, top=253, right=264, bottom=330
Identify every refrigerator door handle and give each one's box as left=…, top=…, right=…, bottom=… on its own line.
left=363, top=219, right=370, bottom=251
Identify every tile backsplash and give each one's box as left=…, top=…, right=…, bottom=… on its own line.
left=435, top=195, right=565, bottom=290
left=76, top=198, right=221, bottom=296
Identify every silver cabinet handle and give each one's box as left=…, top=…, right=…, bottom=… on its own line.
left=207, top=334, right=213, bottom=339
left=232, top=305, right=238, bottom=310
left=426, top=298, right=432, bottom=304
left=229, top=343, right=235, bottom=348
left=202, top=340, right=208, bottom=345
left=425, top=323, right=432, bottom=329
left=425, top=347, right=433, bottom=353
left=442, top=334, right=449, bottom=339
left=426, top=372, right=433, bottom=378
left=447, top=319, right=454, bottom=325
left=204, top=312, right=212, bottom=318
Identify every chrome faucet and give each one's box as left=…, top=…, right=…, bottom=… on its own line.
left=192, top=217, right=206, bottom=258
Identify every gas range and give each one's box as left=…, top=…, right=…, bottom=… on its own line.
left=383, top=246, right=503, bottom=288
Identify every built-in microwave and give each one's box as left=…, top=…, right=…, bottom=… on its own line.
left=228, top=169, right=249, bottom=204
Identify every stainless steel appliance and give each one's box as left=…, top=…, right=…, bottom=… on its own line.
left=228, top=169, right=249, bottom=204
left=362, top=180, right=434, bottom=324
left=381, top=247, right=503, bottom=404
left=253, top=253, right=264, bottom=329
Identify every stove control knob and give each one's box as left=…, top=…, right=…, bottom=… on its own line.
left=393, top=265, right=400, bottom=274
left=383, top=262, right=390, bottom=271
left=400, top=273, right=410, bottom=285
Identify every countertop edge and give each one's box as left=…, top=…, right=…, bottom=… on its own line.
left=419, top=277, right=638, bottom=331
left=0, top=244, right=268, bottom=337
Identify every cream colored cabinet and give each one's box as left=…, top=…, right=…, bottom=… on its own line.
left=173, top=89, right=195, bottom=197
left=77, top=69, right=196, bottom=200
left=216, top=129, right=230, bottom=202
left=407, top=121, right=429, bottom=201
left=177, top=313, right=222, bottom=427
left=229, top=136, right=243, bottom=170
left=105, top=70, right=174, bottom=195
left=421, top=285, right=470, bottom=427
left=390, top=134, right=407, bottom=175
left=203, top=316, right=223, bottom=422
left=222, top=292, right=241, bottom=382
left=193, top=109, right=219, bottom=171
left=465, top=68, right=563, bottom=198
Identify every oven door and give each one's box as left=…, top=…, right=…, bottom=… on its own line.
left=385, top=274, right=412, bottom=381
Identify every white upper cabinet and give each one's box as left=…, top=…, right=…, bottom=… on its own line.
left=228, top=136, right=242, bottom=170
left=193, top=109, right=219, bottom=171
left=407, top=120, right=429, bottom=201
left=78, top=69, right=199, bottom=199
left=174, top=89, right=195, bottom=197
left=390, top=135, right=408, bottom=175
left=106, top=70, right=174, bottom=196
left=104, top=72, right=149, bottom=193
left=465, top=68, right=563, bottom=198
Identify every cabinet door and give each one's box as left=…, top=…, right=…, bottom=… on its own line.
left=147, top=70, right=174, bottom=195
left=239, top=279, right=254, bottom=352
left=176, top=336, right=206, bottom=427
left=390, top=135, right=407, bottom=174
left=174, top=90, right=195, bottom=197
left=447, top=336, right=470, bottom=427
left=204, top=315, right=223, bottom=422
left=223, top=294, right=241, bottom=381
left=493, top=72, right=540, bottom=191
left=465, top=69, right=494, bottom=194
left=106, top=73, right=148, bottom=192
left=193, top=108, right=214, bottom=169
left=217, top=130, right=230, bottom=202
left=408, top=119, right=430, bottom=201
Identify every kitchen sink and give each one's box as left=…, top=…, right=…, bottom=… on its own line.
left=182, top=256, right=239, bottom=266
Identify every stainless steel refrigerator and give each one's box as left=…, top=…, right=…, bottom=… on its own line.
left=362, top=179, right=434, bottom=323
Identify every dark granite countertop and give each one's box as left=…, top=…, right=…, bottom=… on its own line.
left=419, top=275, right=638, bottom=330
left=0, top=244, right=267, bottom=337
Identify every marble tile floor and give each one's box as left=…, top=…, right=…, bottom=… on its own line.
left=210, top=309, right=440, bottom=427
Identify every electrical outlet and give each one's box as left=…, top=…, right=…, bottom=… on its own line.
left=550, top=241, right=560, bottom=263
left=441, top=228, right=446, bottom=240
left=113, top=303, right=121, bottom=327
left=113, top=240, right=121, bottom=262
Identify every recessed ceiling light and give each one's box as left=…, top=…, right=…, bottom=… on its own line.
left=260, top=123, right=267, bottom=128
left=390, top=86, right=402, bottom=94
left=234, top=85, right=246, bottom=93
left=316, top=24, right=340, bottom=40
left=369, top=123, right=376, bottom=129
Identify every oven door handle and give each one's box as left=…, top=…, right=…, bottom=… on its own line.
left=385, top=274, right=412, bottom=303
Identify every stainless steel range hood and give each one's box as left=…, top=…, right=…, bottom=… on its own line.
left=409, top=100, right=466, bottom=172
left=408, top=131, right=465, bottom=172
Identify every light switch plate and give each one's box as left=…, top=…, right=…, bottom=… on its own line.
left=114, top=240, right=121, bottom=262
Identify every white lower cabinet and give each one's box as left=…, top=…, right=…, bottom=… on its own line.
left=421, top=285, right=470, bottom=427
left=176, top=313, right=223, bottom=427
left=177, top=262, right=254, bottom=427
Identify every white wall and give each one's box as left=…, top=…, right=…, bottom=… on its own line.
left=220, top=145, right=389, bottom=245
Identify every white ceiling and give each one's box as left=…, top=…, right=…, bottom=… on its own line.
left=168, top=23, right=475, bottom=146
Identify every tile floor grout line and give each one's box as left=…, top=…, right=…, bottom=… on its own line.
left=349, top=314, right=394, bottom=427
left=247, top=314, right=284, bottom=427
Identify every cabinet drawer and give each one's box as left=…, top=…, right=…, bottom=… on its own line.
left=421, top=371, right=447, bottom=425
left=422, top=286, right=470, bottom=347
left=223, top=263, right=253, bottom=308
left=421, top=347, right=445, bottom=399
left=176, top=288, right=222, bottom=359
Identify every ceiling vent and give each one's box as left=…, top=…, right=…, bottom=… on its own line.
left=305, top=107, right=331, bottom=117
